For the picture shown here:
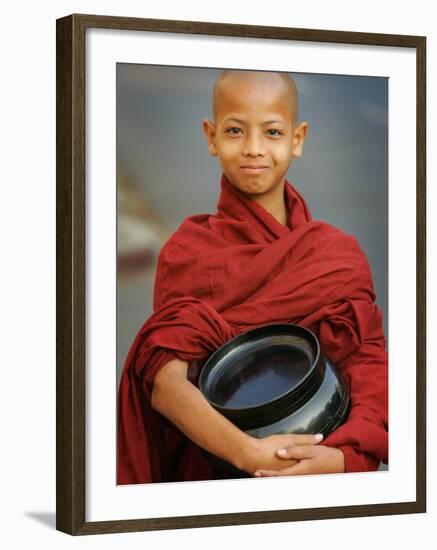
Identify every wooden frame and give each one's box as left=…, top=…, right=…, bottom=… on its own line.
left=56, top=13, right=426, bottom=535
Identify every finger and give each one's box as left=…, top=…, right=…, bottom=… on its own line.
left=278, top=433, right=323, bottom=453
left=276, top=444, right=319, bottom=460
left=254, top=469, right=292, bottom=477
left=293, top=433, right=324, bottom=446
left=278, top=460, right=313, bottom=476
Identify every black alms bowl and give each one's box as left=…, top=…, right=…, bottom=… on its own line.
left=198, top=323, right=350, bottom=474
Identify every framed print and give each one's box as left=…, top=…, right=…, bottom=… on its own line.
left=56, top=13, right=426, bottom=535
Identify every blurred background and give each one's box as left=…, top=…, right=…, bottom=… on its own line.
left=116, top=64, right=388, bottom=387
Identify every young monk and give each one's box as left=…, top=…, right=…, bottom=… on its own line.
left=117, top=70, right=388, bottom=484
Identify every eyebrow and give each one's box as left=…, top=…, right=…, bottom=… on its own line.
left=225, top=117, right=285, bottom=125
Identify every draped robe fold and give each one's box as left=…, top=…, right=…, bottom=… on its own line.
left=117, top=174, right=388, bottom=484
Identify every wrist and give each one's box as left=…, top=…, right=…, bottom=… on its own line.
left=334, top=447, right=346, bottom=473
left=232, top=434, right=259, bottom=474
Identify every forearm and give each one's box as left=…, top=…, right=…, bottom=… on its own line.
left=151, top=358, right=255, bottom=472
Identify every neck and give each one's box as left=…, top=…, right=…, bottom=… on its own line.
left=249, top=182, right=288, bottom=226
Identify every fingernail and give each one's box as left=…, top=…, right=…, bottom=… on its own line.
left=254, top=471, right=261, bottom=477
left=315, top=434, right=324, bottom=442
left=277, top=448, right=287, bottom=455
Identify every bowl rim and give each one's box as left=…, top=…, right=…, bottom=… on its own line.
left=198, top=322, right=323, bottom=415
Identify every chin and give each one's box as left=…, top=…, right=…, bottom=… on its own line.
left=239, top=187, right=265, bottom=199
left=237, top=180, right=267, bottom=195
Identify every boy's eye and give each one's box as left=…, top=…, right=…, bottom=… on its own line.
left=266, top=129, right=282, bottom=136
left=226, top=127, right=242, bottom=135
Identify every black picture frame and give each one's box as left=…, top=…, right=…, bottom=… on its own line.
left=56, top=13, right=426, bottom=535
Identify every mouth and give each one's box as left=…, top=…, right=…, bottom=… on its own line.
left=240, top=165, right=269, bottom=174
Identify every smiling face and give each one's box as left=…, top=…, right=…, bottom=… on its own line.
left=203, top=71, right=308, bottom=205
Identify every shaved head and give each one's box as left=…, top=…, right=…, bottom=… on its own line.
left=202, top=68, right=308, bottom=215
left=212, top=70, right=298, bottom=123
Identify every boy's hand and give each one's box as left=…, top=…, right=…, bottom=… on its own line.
left=242, top=433, right=324, bottom=475
left=253, top=444, right=345, bottom=477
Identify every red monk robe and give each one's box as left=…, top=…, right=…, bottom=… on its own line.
left=117, top=173, right=388, bottom=484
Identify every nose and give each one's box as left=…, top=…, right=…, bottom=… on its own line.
left=242, top=130, right=265, bottom=157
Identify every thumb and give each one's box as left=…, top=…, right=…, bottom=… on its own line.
left=276, top=444, right=317, bottom=460
left=277, top=434, right=324, bottom=458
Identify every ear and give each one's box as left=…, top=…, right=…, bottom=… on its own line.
left=292, top=121, right=309, bottom=158
left=202, top=119, right=218, bottom=156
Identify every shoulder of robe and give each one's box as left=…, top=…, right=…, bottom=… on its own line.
left=316, top=220, right=368, bottom=251
left=310, top=220, right=373, bottom=275
left=158, top=213, right=223, bottom=261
